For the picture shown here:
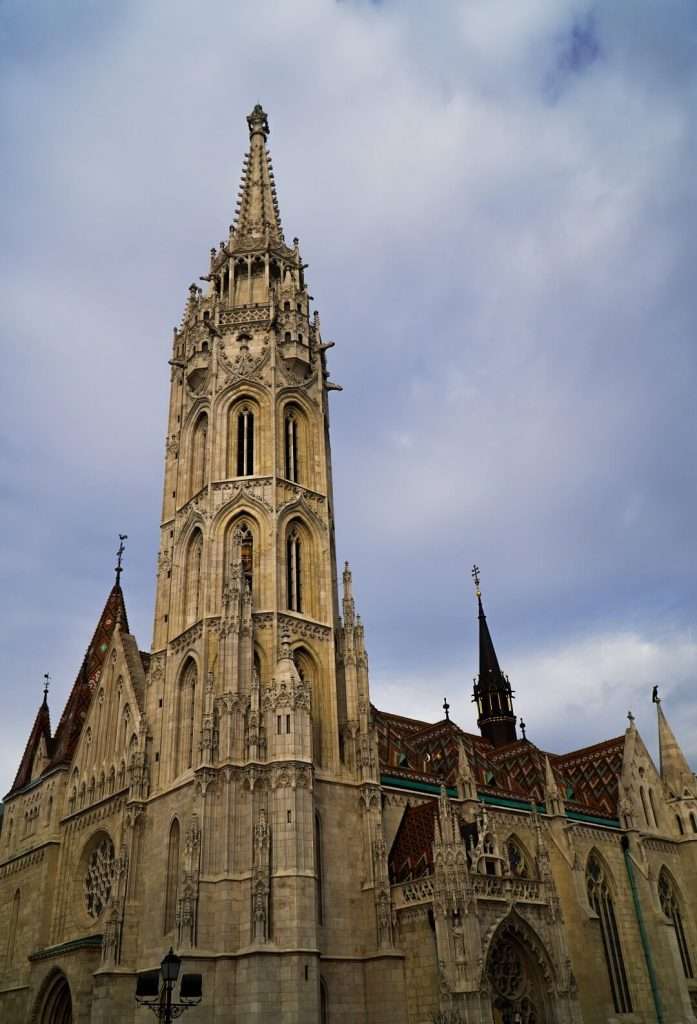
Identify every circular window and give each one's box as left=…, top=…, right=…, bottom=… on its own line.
left=84, top=836, right=116, bottom=919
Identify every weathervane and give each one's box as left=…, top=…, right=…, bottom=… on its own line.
left=115, top=534, right=128, bottom=585
left=471, top=564, right=481, bottom=597
left=443, top=698, right=450, bottom=722
left=43, top=673, right=50, bottom=703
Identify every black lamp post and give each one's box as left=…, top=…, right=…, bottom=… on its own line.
left=135, top=948, right=202, bottom=1022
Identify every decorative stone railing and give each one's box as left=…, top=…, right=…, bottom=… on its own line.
left=392, top=873, right=543, bottom=909
left=392, top=877, right=435, bottom=907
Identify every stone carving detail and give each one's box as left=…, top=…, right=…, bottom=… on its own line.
left=177, top=814, right=201, bottom=948
left=277, top=614, right=331, bottom=642
left=84, top=836, right=116, bottom=919
left=252, top=809, right=271, bottom=944
left=170, top=621, right=203, bottom=655
left=213, top=478, right=274, bottom=513
left=219, top=335, right=270, bottom=385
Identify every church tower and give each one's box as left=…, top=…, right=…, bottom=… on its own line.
left=151, top=102, right=348, bottom=780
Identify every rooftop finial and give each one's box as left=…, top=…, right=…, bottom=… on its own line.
left=652, top=684, right=660, bottom=705
left=471, top=564, right=481, bottom=597
left=115, top=534, right=128, bottom=586
left=247, top=103, right=270, bottom=140
left=442, top=697, right=451, bottom=722
left=43, top=672, right=50, bottom=705
left=520, top=718, right=527, bottom=740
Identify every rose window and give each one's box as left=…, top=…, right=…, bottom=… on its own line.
left=84, top=837, right=116, bottom=919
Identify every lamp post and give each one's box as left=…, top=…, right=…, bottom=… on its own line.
left=135, top=948, right=202, bottom=1022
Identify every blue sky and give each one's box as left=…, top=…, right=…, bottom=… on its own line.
left=2, top=0, right=697, bottom=790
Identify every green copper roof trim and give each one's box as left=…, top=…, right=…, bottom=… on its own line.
left=381, top=775, right=457, bottom=797
left=29, top=934, right=103, bottom=961
left=566, top=810, right=619, bottom=828
left=381, top=775, right=619, bottom=827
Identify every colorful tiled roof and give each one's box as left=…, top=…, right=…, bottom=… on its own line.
left=374, top=702, right=625, bottom=819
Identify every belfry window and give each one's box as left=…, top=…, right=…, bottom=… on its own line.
left=236, top=407, right=254, bottom=476
left=659, top=868, right=693, bottom=977
left=287, top=529, right=302, bottom=612
left=285, top=411, right=299, bottom=483
left=586, top=853, right=633, bottom=1013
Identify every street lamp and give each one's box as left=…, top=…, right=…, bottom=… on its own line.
left=135, top=947, right=202, bottom=1022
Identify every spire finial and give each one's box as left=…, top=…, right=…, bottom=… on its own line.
left=115, top=534, right=128, bottom=586
left=652, top=684, right=660, bottom=705
left=443, top=697, right=450, bottom=722
left=247, top=103, right=270, bottom=140
left=471, top=564, right=481, bottom=597
left=43, top=672, right=50, bottom=705
left=520, top=718, right=527, bottom=740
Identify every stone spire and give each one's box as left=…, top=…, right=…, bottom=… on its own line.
left=471, top=567, right=517, bottom=747
left=544, top=754, right=565, bottom=817
left=229, top=104, right=284, bottom=249
left=657, top=699, right=695, bottom=799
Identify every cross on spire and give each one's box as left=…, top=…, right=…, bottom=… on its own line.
left=471, top=564, right=481, bottom=595
left=43, top=672, right=50, bottom=704
left=443, top=698, right=450, bottom=722
left=115, top=534, right=128, bottom=586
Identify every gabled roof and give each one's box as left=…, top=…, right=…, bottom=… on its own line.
left=8, top=697, right=52, bottom=795
left=5, top=582, right=129, bottom=802
left=48, top=582, right=128, bottom=773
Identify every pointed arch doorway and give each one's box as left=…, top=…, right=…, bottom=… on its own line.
left=486, top=919, right=549, bottom=1024
left=35, top=970, right=73, bottom=1024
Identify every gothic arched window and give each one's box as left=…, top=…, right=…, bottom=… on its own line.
left=286, top=528, right=302, bottom=612
left=175, top=659, right=198, bottom=775
left=506, top=837, right=531, bottom=879
left=84, top=835, right=116, bottom=919
left=164, top=819, right=180, bottom=934
left=236, top=406, right=255, bottom=476
left=284, top=409, right=300, bottom=483
left=190, top=413, right=208, bottom=497
left=184, top=530, right=203, bottom=625
left=235, top=522, right=254, bottom=588
left=659, top=868, right=693, bottom=978
left=586, top=852, right=633, bottom=1013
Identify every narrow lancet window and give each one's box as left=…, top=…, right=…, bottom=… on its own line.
left=164, top=819, right=180, bottom=934
left=659, top=868, right=693, bottom=978
left=286, top=529, right=302, bottom=612
left=236, top=408, right=254, bottom=476
left=190, top=413, right=208, bottom=496
left=184, top=531, right=203, bottom=625
left=586, top=853, right=633, bottom=1013
left=285, top=411, right=299, bottom=483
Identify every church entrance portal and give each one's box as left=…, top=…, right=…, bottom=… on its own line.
left=486, top=921, right=547, bottom=1024
left=36, top=971, right=73, bottom=1024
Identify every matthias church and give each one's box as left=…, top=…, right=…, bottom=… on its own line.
left=2, top=106, right=697, bottom=1024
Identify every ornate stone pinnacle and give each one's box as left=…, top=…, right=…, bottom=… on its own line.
left=247, top=104, right=270, bottom=139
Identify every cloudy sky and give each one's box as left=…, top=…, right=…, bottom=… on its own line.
left=2, top=0, right=697, bottom=791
